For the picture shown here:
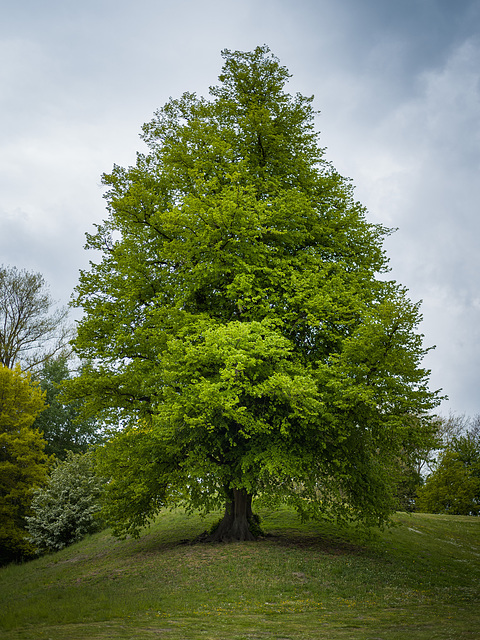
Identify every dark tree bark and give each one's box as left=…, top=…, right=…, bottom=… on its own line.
left=209, top=488, right=258, bottom=542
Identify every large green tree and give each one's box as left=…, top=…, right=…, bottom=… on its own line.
left=0, top=364, right=49, bottom=564
left=67, top=46, right=440, bottom=540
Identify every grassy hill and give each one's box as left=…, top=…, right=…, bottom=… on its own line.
left=1, top=507, right=479, bottom=639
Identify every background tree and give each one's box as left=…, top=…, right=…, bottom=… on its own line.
left=26, top=450, right=105, bottom=553
left=0, top=364, right=49, bottom=564
left=394, top=414, right=443, bottom=511
left=436, top=412, right=473, bottom=447
left=416, top=425, right=480, bottom=515
left=33, top=356, right=101, bottom=459
left=0, top=265, right=71, bottom=372
left=67, top=46, right=440, bottom=541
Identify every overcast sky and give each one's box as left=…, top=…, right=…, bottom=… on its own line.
left=1, top=0, right=479, bottom=416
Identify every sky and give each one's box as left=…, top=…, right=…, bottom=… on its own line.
left=1, top=0, right=479, bottom=416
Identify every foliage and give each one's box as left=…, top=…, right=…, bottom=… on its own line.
left=416, top=426, right=480, bottom=515
left=33, top=356, right=101, bottom=459
left=0, top=265, right=71, bottom=372
left=0, top=364, right=49, bottom=564
left=395, top=459, right=424, bottom=512
left=67, top=46, right=441, bottom=540
left=26, top=451, right=105, bottom=553
left=394, top=414, right=443, bottom=511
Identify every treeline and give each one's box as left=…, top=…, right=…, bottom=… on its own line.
left=0, top=265, right=102, bottom=565
left=416, top=413, right=480, bottom=516
left=1, top=264, right=480, bottom=566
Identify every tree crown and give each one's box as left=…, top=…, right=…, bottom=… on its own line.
left=68, top=46, right=440, bottom=538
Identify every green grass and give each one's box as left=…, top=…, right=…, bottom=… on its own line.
left=1, top=507, right=479, bottom=639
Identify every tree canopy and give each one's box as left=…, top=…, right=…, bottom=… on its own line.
left=0, top=364, right=49, bottom=564
left=67, top=46, right=441, bottom=540
left=33, top=356, right=101, bottom=459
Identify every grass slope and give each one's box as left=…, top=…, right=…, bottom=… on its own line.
left=1, top=508, right=479, bottom=640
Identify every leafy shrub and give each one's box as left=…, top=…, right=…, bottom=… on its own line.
left=26, top=451, right=105, bottom=552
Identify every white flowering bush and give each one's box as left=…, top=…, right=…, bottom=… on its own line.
left=26, top=450, right=106, bottom=552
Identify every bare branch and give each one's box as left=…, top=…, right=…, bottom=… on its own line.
left=0, top=265, right=73, bottom=372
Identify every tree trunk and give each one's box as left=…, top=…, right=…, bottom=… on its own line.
left=209, top=488, right=258, bottom=542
